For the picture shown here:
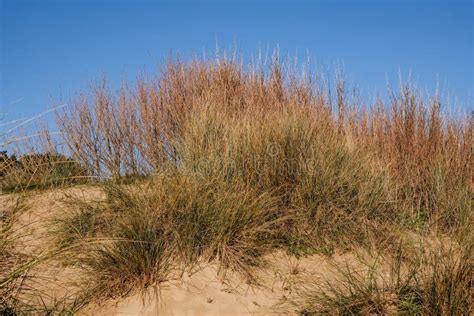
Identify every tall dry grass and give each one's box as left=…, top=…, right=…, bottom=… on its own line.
left=56, top=56, right=472, bottom=235
left=0, top=53, right=465, bottom=313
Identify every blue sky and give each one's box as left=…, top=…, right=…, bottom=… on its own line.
left=1, top=0, right=473, bottom=126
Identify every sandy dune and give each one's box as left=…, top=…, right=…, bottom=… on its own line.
left=2, top=187, right=358, bottom=315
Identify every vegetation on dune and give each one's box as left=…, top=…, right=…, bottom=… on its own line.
left=0, top=197, right=85, bottom=314
left=59, top=177, right=285, bottom=301
left=2, top=55, right=472, bottom=314
left=0, top=151, right=88, bottom=192
left=282, top=239, right=473, bottom=315
left=176, top=107, right=394, bottom=253
left=55, top=58, right=472, bottom=232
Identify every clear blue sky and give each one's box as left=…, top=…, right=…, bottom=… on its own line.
left=1, top=0, right=473, bottom=126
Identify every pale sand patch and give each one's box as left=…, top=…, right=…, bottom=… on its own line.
left=93, top=250, right=356, bottom=315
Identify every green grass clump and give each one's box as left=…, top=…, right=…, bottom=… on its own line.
left=283, top=240, right=472, bottom=315
left=177, top=107, right=392, bottom=252
left=53, top=198, right=104, bottom=248
left=151, top=174, right=285, bottom=275
left=76, top=206, right=173, bottom=300
left=55, top=173, right=287, bottom=300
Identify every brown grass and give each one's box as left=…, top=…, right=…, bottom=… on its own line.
left=2, top=54, right=471, bottom=314
left=56, top=55, right=472, bottom=235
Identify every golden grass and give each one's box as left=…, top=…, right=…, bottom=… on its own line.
left=2, top=55, right=472, bottom=314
